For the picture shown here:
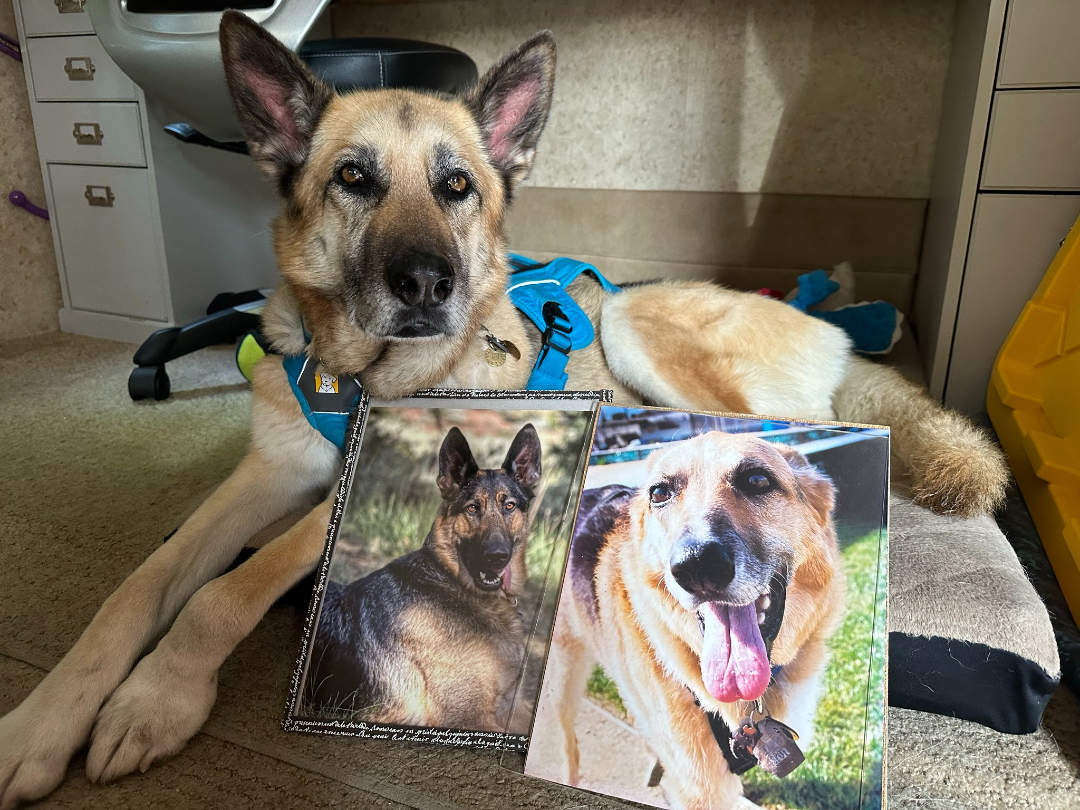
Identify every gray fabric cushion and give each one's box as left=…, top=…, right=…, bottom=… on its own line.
left=888, top=493, right=1060, bottom=733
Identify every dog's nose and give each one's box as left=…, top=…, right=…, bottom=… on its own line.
left=386, top=250, right=454, bottom=309
left=669, top=538, right=735, bottom=601
left=481, top=544, right=511, bottom=571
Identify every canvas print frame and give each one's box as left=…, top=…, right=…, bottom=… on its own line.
left=517, top=405, right=889, bottom=809
left=283, top=389, right=610, bottom=751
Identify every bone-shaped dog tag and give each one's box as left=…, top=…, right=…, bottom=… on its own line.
left=753, top=717, right=805, bottom=778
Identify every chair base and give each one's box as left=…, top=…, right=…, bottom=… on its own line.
left=128, top=290, right=267, bottom=401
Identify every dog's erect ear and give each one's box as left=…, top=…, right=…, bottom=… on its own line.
left=503, top=423, right=542, bottom=496
left=463, top=32, right=556, bottom=192
left=219, top=10, right=332, bottom=189
left=438, top=427, right=479, bottom=497
left=775, top=445, right=835, bottom=525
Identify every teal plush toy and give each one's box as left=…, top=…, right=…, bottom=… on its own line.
left=786, top=267, right=902, bottom=354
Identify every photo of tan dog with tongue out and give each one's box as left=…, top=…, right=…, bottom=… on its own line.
left=525, top=408, right=887, bottom=810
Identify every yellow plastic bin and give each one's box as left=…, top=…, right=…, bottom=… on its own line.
left=989, top=215, right=1080, bottom=625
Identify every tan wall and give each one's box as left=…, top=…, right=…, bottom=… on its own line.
left=332, top=0, right=955, bottom=198
left=0, top=0, right=61, bottom=341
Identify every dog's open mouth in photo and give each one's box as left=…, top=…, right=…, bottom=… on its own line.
left=694, top=570, right=788, bottom=704
left=476, top=564, right=511, bottom=592
left=463, top=548, right=514, bottom=593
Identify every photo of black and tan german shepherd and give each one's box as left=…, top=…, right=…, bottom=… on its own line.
left=302, top=424, right=541, bottom=733
left=0, top=10, right=1004, bottom=807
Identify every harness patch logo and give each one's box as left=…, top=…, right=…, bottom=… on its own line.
left=315, top=371, right=339, bottom=394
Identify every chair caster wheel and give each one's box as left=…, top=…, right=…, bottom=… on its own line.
left=129, top=366, right=170, bottom=401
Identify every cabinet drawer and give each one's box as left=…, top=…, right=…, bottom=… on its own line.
left=999, top=0, right=1080, bottom=88
left=48, top=164, right=169, bottom=321
left=33, top=102, right=145, bottom=166
left=26, top=37, right=137, bottom=102
left=20, top=0, right=94, bottom=37
left=982, top=90, right=1080, bottom=191
left=944, top=193, right=1080, bottom=415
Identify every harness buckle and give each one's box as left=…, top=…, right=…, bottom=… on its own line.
left=540, top=301, right=573, bottom=356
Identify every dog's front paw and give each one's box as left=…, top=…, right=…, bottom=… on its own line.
left=85, top=652, right=216, bottom=785
left=0, top=700, right=82, bottom=809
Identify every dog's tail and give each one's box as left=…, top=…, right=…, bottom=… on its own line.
left=833, top=357, right=1008, bottom=516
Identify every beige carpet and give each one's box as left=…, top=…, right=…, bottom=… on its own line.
left=1, top=332, right=1078, bottom=809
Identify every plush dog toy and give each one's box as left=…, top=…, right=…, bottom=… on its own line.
left=783, top=262, right=903, bottom=354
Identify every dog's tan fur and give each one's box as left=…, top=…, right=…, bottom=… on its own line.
left=391, top=605, right=519, bottom=731
left=0, top=12, right=1005, bottom=807
left=535, top=434, right=844, bottom=810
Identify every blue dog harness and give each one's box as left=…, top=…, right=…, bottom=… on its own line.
left=506, top=254, right=620, bottom=390
left=278, top=254, right=618, bottom=451
left=282, top=353, right=364, bottom=453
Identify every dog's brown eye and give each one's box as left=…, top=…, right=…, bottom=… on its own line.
left=736, top=469, right=776, bottom=495
left=466, top=503, right=478, bottom=514
left=504, top=501, right=516, bottom=512
left=447, top=173, right=469, bottom=194
left=649, top=483, right=673, bottom=505
left=340, top=164, right=364, bottom=186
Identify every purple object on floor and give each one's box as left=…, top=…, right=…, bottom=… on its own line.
left=8, top=190, right=49, bottom=220
left=0, top=31, right=21, bottom=63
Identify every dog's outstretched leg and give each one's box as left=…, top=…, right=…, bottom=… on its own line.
left=834, top=357, right=1008, bottom=516
left=532, top=591, right=593, bottom=785
left=0, top=359, right=338, bottom=808
left=84, top=496, right=334, bottom=784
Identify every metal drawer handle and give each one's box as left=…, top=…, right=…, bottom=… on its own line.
left=54, top=0, right=86, bottom=13
left=64, top=56, right=95, bottom=81
left=72, top=122, right=103, bottom=145
left=85, top=185, right=114, bottom=208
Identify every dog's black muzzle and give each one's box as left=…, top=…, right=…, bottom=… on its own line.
left=669, top=530, right=738, bottom=603
left=463, top=532, right=512, bottom=592
left=386, top=249, right=455, bottom=337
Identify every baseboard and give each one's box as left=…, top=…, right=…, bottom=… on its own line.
left=58, top=308, right=172, bottom=345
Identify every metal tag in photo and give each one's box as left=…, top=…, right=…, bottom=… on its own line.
left=754, top=717, right=805, bottom=778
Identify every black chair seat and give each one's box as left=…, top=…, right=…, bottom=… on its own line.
left=165, top=38, right=477, bottom=153
left=299, top=38, right=477, bottom=95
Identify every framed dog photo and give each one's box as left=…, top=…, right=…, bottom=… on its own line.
left=521, top=406, right=889, bottom=810
left=284, top=391, right=607, bottom=751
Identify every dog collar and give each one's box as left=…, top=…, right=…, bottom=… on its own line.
left=506, top=254, right=620, bottom=390
left=695, top=664, right=784, bottom=776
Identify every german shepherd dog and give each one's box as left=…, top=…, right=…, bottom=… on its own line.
left=306, top=424, right=540, bottom=732
left=532, top=432, right=844, bottom=809
left=0, top=11, right=1006, bottom=807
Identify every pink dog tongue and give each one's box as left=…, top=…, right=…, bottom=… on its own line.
left=501, top=564, right=512, bottom=592
left=700, top=601, right=771, bottom=703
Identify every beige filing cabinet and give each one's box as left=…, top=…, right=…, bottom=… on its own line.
left=914, top=0, right=1080, bottom=415
left=12, top=0, right=173, bottom=343
left=12, top=1, right=283, bottom=345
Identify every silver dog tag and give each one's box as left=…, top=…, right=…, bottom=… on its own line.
left=753, top=717, right=805, bottom=778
